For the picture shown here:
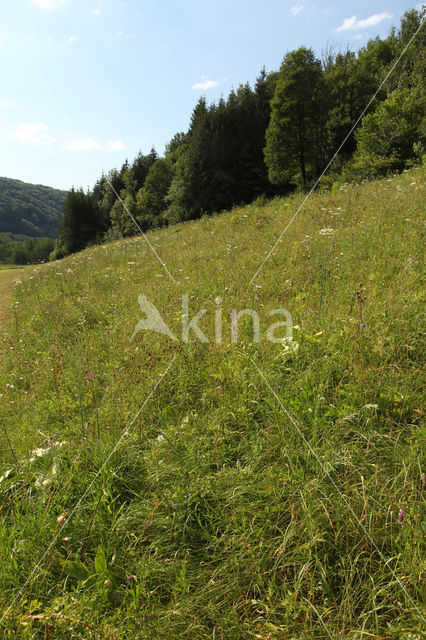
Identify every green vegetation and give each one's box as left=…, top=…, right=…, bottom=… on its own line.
left=0, top=177, right=66, bottom=238
left=0, top=166, right=424, bottom=638
left=0, top=176, right=65, bottom=264
left=0, top=233, right=55, bottom=265
left=55, top=8, right=425, bottom=260
left=0, top=266, right=25, bottom=326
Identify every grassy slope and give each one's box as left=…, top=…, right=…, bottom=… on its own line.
left=0, top=267, right=25, bottom=326
left=0, top=168, right=424, bottom=638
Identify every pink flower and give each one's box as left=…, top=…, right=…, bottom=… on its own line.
left=398, top=509, right=404, bottom=527
left=86, top=372, right=95, bottom=381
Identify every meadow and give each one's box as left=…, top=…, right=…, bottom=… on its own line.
left=0, top=267, right=25, bottom=326
left=0, top=167, right=424, bottom=638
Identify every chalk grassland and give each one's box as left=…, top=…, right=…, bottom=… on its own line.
left=0, top=167, right=424, bottom=638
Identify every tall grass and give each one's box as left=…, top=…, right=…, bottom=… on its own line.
left=0, top=167, right=424, bottom=638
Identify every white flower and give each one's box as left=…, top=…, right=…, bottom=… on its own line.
left=0, top=469, right=12, bottom=483
left=282, top=337, right=299, bottom=354
left=319, top=228, right=335, bottom=235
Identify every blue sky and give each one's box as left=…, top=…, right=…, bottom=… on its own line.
left=0, top=0, right=421, bottom=190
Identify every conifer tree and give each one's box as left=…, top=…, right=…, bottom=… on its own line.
left=264, top=47, right=323, bottom=192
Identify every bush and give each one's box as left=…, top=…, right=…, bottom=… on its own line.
left=343, top=88, right=426, bottom=181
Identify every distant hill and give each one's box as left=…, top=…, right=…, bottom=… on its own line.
left=0, top=177, right=66, bottom=238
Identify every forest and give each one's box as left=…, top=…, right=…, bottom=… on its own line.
left=0, top=233, right=55, bottom=265
left=0, top=177, right=65, bottom=263
left=53, top=8, right=425, bottom=260
left=0, top=177, right=65, bottom=238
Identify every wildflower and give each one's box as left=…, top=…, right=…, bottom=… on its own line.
left=319, top=228, right=335, bottom=235
left=398, top=509, right=404, bottom=527
left=360, top=323, right=366, bottom=328
left=282, top=337, right=299, bottom=354
left=86, top=372, right=95, bottom=381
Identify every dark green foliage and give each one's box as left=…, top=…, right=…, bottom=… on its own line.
left=391, top=7, right=426, bottom=90
left=166, top=73, right=278, bottom=223
left=0, top=177, right=66, bottom=237
left=343, top=87, right=426, bottom=180
left=265, top=47, right=323, bottom=192
left=166, top=97, right=212, bottom=222
left=55, top=187, right=103, bottom=257
left=322, top=50, right=384, bottom=166
left=129, top=148, right=158, bottom=192
left=0, top=233, right=55, bottom=264
left=136, top=158, right=174, bottom=229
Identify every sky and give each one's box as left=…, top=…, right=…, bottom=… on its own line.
left=0, top=0, right=422, bottom=191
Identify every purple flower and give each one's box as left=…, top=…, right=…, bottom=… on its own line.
left=360, top=323, right=366, bottom=328
left=86, top=372, right=95, bottom=381
left=398, top=508, right=404, bottom=527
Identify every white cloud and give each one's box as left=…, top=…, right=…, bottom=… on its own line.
left=68, top=36, right=78, bottom=44
left=336, top=12, right=393, bottom=32
left=32, top=0, right=65, bottom=10
left=64, top=138, right=126, bottom=151
left=291, top=2, right=305, bottom=16
left=106, top=140, right=126, bottom=150
left=115, top=31, right=136, bottom=39
left=64, top=138, right=102, bottom=151
left=192, top=79, right=219, bottom=91
left=11, top=123, right=56, bottom=145
left=91, top=1, right=102, bottom=14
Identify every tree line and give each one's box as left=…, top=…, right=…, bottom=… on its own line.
left=0, top=233, right=55, bottom=265
left=53, top=8, right=425, bottom=260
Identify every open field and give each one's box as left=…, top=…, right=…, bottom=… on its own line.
left=0, top=168, right=424, bottom=638
left=0, top=267, right=26, bottom=326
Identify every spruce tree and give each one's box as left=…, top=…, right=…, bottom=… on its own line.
left=264, top=47, right=323, bottom=192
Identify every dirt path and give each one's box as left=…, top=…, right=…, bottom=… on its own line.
left=0, top=268, right=25, bottom=326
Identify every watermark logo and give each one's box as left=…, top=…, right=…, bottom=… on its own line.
left=131, top=295, right=178, bottom=342
left=131, top=293, right=297, bottom=346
